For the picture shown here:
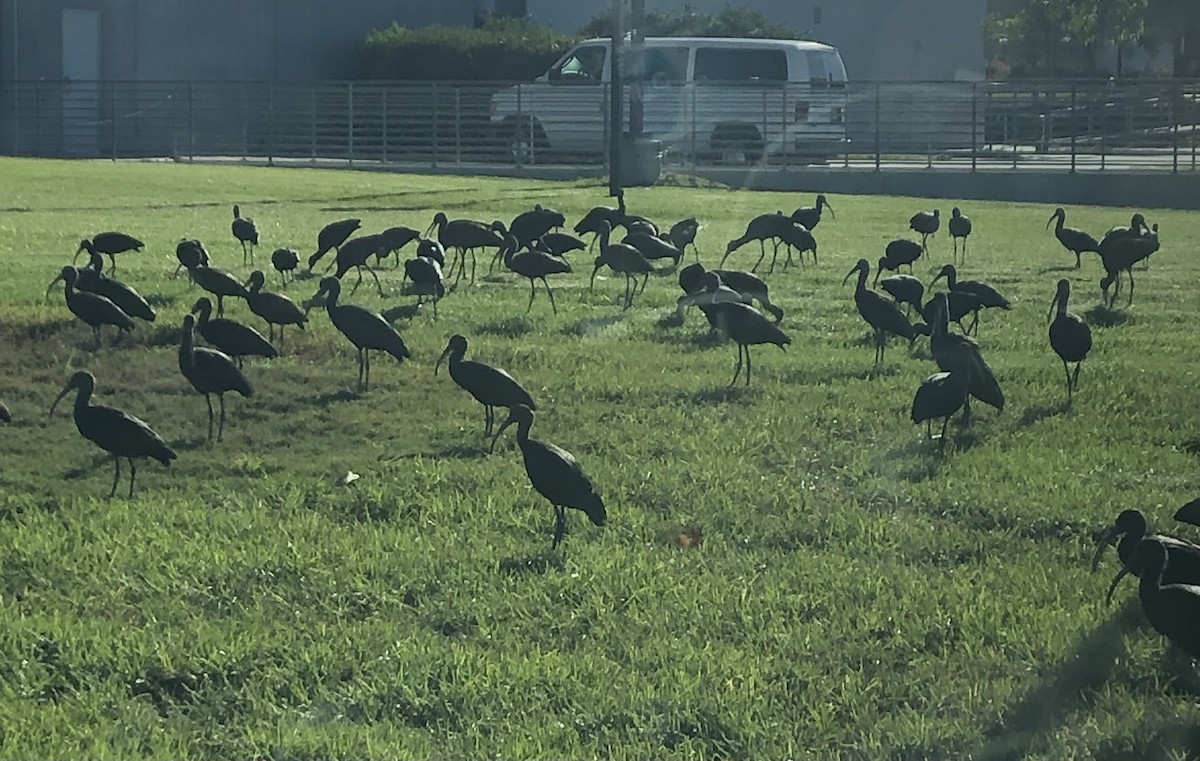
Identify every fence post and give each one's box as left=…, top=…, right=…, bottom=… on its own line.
left=241, top=81, right=249, bottom=161
left=1099, top=85, right=1106, bottom=170
left=348, top=81, right=355, bottom=164
left=110, top=80, right=117, bottom=161
left=267, top=81, right=275, bottom=166
left=187, top=82, right=194, bottom=162
left=454, top=86, right=461, bottom=164
left=436, top=81, right=446, bottom=166
left=781, top=83, right=788, bottom=171
left=760, top=88, right=767, bottom=166
left=382, top=88, right=389, bottom=165
left=515, top=82, right=524, bottom=168
left=1069, top=83, right=1076, bottom=173
left=1171, top=84, right=1179, bottom=174
left=971, top=82, right=977, bottom=172
left=874, top=82, right=881, bottom=171
left=689, top=83, right=696, bottom=173
left=310, top=87, right=317, bottom=163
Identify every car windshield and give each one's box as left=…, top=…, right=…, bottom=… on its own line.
left=552, top=46, right=606, bottom=83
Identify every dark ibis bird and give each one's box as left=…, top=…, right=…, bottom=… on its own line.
left=678, top=263, right=783, bottom=323
left=332, top=233, right=386, bottom=297
left=428, top=212, right=505, bottom=285
left=179, top=314, right=253, bottom=442
left=47, top=266, right=135, bottom=347
left=190, top=297, right=277, bottom=368
left=1046, top=207, right=1100, bottom=269
left=911, top=371, right=969, bottom=444
left=1048, top=278, right=1091, bottom=403
left=590, top=220, right=653, bottom=310
left=706, top=284, right=792, bottom=386
left=271, top=247, right=300, bottom=285
left=49, top=370, right=176, bottom=498
left=930, top=264, right=1011, bottom=334
left=948, top=207, right=972, bottom=263
left=77, top=250, right=156, bottom=322
left=719, top=212, right=792, bottom=272
left=775, top=221, right=817, bottom=271
left=231, top=204, right=260, bottom=266
left=309, top=276, right=410, bottom=392
left=1094, top=508, right=1200, bottom=601
left=843, top=258, right=918, bottom=366
left=510, top=205, right=566, bottom=249
left=1098, top=223, right=1159, bottom=307
left=676, top=270, right=747, bottom=332
left=574, top=196, right=627, bottom=251
left=1107, top=540, right=1200, bottom=659
left=533, top=231, right=587, bottom=259
left=489, top=404, right=606, bottom=551
left=413, top=236, right=446, bottom=268
left=402, top=253, right=446, bottom=319
left=875, top=239, right=924, bottom=283
left=175, top=238, right=210, bottom=280
left=437, top=334, right=537, bottom=436
left=622, top=232, right=683, bottom=267
left=502, top=234, right=572, bottom=314
left=926, top=293, right=1004, bottom=420
left=1102, top=213, right=1150, bottom=245
left=183, top=262, right=247, bottom=317
left=880, top=274, right=925, bottom=317
left=244, top=270, right=307, bottom=348
left=909, top=209, right=940, bottom=252
left=667, top=218, right=701, bottom=261
left=374, top=225, right=421, bottom=269
left=75, top=232, right=144, bottom=273
left=624, top=219, right=659, bottom=237
left=922, top=288, right=983, bottom=336
left=790, top=193, right=834, bottom=232
left=308, top=218, right=362, bottom=271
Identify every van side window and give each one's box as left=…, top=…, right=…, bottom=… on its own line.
left=694, top=48, right=787, bottom=83
left=641, top=47, right=688, bottom=85
left=806, top=51, right=847, bottom=88
left=551, top=46, right=606, bottom=84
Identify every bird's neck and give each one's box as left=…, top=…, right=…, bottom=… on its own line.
left=855, top=268, right=868, bottom=292
left=73, top=386, right=92, bottom=413
left=515, top=419, right=532, bottom=445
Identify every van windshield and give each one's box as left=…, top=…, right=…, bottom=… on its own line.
left=550, top=46, right=606, bottom=84
left=694, top=48, right=787, bottom=83
left=807, top=50, right=848, bottom=87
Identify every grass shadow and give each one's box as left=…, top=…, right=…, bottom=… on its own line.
left=1037, top=264, right=1080, bottom=274
left=476, top=316, right=535, bottom=338
left=1019, top=400, right=1071, bottom=427
left=385, top=442, right=491, bottom=461
left=1084, top=305, right=1134, bottom=328
left=563, top=314, right=624, bottom=337
left=381, top=304, right=424, bottom=323
left=497, top=550, right=565, bottom=576
left=976, top=596, right=1144, bottom=760
left=310, top=389, right=359, bottom=406
left=676, top=386, right=757, bottom=405
left=63, top=454, right=111, bottom=479
left=1180, top=437, right=1200, bottom=456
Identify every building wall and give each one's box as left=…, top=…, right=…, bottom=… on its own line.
left=524, top=0, right=988, bottom=82
left=0, top=0, right=482, bottom=83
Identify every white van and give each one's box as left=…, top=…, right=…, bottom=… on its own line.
left=490, top=37, right=848, bottom=163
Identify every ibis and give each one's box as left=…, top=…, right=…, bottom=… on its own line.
left=437, top=334, right=537, bottom=436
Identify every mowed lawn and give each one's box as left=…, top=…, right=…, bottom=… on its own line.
left=1, top=157, right=1200, bottom=760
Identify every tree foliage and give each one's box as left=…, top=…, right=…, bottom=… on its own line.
left=985, top=0, right=1156, bottom=77
left=577, top=4, right=812, bottom=40
left=353, top=17, right=575, bottom=81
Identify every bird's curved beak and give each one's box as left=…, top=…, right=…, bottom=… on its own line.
left=45, top=274, right=63, bottom=299
left=589, top=260, right=603, bottom=291
left=435, top=347, right=451, bottom=376
left=872, top=263, right=882, bottom=287
left=489, top=415, right=516, bottom=454
left=1174, top=497, right=1200, bottom=527
left=1090, top=525, right=1122, bottom=572
left=1046, top=291, right=1059, bottom=325
left=302, top=290, right=325, bottom=316
left=1104, top=563, right=1133, bottom=606
left=841, top=265, right=857, bottom=287
left=1045, top=212, right=1056, bottom=231
left=929, top=271, right=946, bottom=288
left=823, top=199, right=836, bottom=219
left=425, top=218, right=438, bottom=236
left=48, top=382, right=72, bottom=417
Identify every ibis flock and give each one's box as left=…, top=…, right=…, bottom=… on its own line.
left=9, top=191, right=1193, bottom=653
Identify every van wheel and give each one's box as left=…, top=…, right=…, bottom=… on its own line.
left=710, top=124, right=764, bottom=164
left=504, top=118, right=549, bottom=164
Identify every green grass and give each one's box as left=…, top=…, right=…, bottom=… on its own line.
left=1, top=157, right=1200, bottom=760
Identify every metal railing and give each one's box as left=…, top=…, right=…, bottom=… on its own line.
left=1, top=78, right=1197, bottom=172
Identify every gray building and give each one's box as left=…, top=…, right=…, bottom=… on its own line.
left=524, top=0, right=989, bottom=82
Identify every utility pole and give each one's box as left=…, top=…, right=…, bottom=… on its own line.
left=629, top=0, right=645, bottom=137
left=607, top=0, right=624, bottom=198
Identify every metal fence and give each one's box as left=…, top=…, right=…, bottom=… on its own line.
left=1, top=78, right=1198, bottom=172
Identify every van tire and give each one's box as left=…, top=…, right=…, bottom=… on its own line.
left=502, top=117, right=549, bottom=164
left=710, top=124, right=764, bottom=164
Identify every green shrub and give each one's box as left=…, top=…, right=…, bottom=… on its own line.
left=577, top=4, right=812, bottom=40
left=353, top=18, right=577, bottom=81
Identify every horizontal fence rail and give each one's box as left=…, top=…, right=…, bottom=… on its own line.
left=1, top=79, right=1198, bottom=173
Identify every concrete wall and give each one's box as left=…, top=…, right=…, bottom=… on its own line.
left=525, top=0, right=988, bottom=82
left=0, top=0, right=481, bottom=83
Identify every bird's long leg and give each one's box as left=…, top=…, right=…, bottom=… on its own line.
left=1071, top=362, right=1082, bottom=396
left=1074, top=251, right=1081, bottom=269
left=357, top=348, right=365, bottom=391
left=350, top=265, right=364, bottom=295
left=1062, top=359, right=1072, bottom=400
left=432, top=294, right=439, bottom=320
left=526, top=277, right=537, bottom=312
left=729, top=344, right=743, bottom=387
left=1126, top=271, right=1135, bottom=307
left=543, top=278, right=558, bottom=315
left=745, top=345, right=752, bottom=386
left=623, top=274, right=632, bottom=310
left=205, top=394, right=215, bottom=441
left=109, top=455, right=121, bottom=498
left=638, top=272, right=649, bottom=295
left=752, top=242, right=766, bottom=272
left=216, top=295, right=225, bottom=318
left=93, top=325, right=102, bottom=350
left=109, top=254, right=118, bottom=273
left=364, top=349, right=372, bottom=392
left=367, top=264, right=384, bottom=298
left=128, top=458, right=137, bottom=499
left=218, top=394, right=227, bottom=442
left=939, top=417, right=950, bottom=448
left=551, top=504, right=567, bottom=550
left=484, top=405, right=493, bottom=437
left=469, top=249, right=477, bottom=285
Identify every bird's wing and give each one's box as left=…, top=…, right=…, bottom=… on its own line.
left=83, top=405, right=173, bottom=458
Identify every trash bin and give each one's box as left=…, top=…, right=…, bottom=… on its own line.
left=618, top=135, right=662, bottom=187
